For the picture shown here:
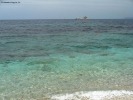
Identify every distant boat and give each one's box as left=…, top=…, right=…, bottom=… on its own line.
left=75, top=16, right=88, bottom=20
left=83, top=16, right=88, bottom=19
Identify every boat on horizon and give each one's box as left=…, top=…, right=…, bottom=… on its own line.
left=75, top=16, right=88, bottom=20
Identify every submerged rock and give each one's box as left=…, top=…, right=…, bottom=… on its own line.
left=26, top=58, right=58, bottom=66
left=36, top=65, right=52, bottom=72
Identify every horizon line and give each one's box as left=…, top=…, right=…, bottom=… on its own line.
left=0, top=18, right=132, bottom=20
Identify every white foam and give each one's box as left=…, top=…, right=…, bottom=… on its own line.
left=51, top=90, right=133, bottom=100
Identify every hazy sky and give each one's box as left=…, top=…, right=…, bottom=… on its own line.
left=0, top=0, right=133, bottom=19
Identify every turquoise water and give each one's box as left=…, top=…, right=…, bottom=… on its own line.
left=0, top=19, right=133, bottom=99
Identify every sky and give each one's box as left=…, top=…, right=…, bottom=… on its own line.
left=0, top=0, right=133, bottom=19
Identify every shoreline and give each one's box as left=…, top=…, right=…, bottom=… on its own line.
left=51, top=90, right=133, bottom=100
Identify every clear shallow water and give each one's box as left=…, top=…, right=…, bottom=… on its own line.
left=0, top=19, right=133, bottom=99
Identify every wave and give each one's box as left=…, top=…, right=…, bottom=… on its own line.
left=51, top=90, right=133, bottom=100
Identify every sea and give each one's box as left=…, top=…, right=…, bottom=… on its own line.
left=0, top=19, right=133, bottom=100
